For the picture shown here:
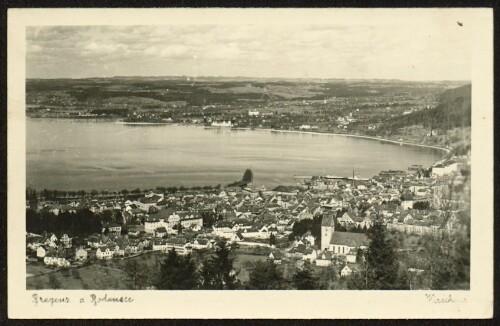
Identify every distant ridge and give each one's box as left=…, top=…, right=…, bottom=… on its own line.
left=379, top=84, right=471, bottom=133
left=26, top=75, right=470, bottom=85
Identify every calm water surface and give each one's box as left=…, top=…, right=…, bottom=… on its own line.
left=26, top=119, right=444, bottom=191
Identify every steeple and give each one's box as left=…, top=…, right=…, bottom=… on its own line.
left=321, top=214, right=335, bottom=251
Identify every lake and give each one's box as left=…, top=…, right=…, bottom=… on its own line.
left=26, top=119, right=444, bottom=191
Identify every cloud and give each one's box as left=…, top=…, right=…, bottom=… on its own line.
left=26, top=23, right=471, bottom=80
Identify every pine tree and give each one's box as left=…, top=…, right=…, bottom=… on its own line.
left=269, top=233, right=276, bottom=246
left=242, top=169, right=253, bottom=184
left=247, top=260, right=287, bottom=289
left=156, top=248, right=182, bottom=290
left=365, top=219, right=400, bottom=289
left=179, top=253, right=199, bottom=289
left=200, top=240, right=238, bottom=289
left=292, top=264, right=319, bottom=290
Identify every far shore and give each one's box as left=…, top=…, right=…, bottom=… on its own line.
left=226, top=127, right=452, bottom=154
left=41, top=118, right=450, bottom=154
left=116, top=121, right=172, bottom=125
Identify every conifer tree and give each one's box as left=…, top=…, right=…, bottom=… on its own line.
left=156, top=248, right=182, bottom=290
left=292, top=264, right=319, bottom=290
left=200, top=240, right=238, bottom=289
left=365, top=218, right=400, bottom=289
left=247, top=260, right=287, bottom=289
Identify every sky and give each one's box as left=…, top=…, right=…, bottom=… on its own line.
left=26, top=22, right=471, bottom=81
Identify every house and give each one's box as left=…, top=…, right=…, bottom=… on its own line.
left=36, top=246, right=46, bottom=258
left=59, top=234, right=72, bottom=248
left=96, top=243, right=117, bottom=259
left=42, top=233, right=58, bottom=248
left=212, top=221, right=235, bottom=238
left=268, top=251, right=283, bottom=264
left=192, top=238, right=212, bottom=250
left=44, top=255, right=71, bottom=267
left=144, top=216, right=167, bottom=234
left=302, top=248, right=317, bottom=262
left=357, top=216, right=374, bottom=229
left=286, top=245, right=305, bottom=260
left=43, top=248, right=70, bottom=267
left=152, top=239, right=169, bottom=252
left=302, top=232, right=316, bottom=246
left=87, top=235, right=101, bottom=249
left=125, top=240, right=144, bottom=255
left=340, top=265, right=353, bottom=277
left=102, top=222, right=122, bottom=234
left=401, top=200, right=414, bottom=210
left=155, top=227, right=168, bottom=238
left=163, top=237, right=191, bottom=255
left=345, top=249, right=358, bottom=263
left=315, top=251, right=333, bottom=267
left=337, top=211, right=355, bottom=227
left=75, top=247, right=88, bottom=261
left=230, top=232, right=244, bottom=243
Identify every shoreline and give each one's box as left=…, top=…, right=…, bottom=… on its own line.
left=116, top=121, right=172, bottom=125
left=32, top=117, right=451, bottom=154
left=229, top=127, right=452, bottom=153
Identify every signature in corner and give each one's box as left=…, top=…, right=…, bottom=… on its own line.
left=425, top=293, right=467, bottom=304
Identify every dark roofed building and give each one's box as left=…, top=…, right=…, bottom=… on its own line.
left=329, top=231, right=368, bottom=255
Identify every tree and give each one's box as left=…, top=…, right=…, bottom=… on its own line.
left=242, top=169, right=253, bottom=184
left=292, top=218, right=313, bottom=238
left=292, top=264, right=319, bottom=290
left=48, top=274, right=61, bottom=289
left=421, top=234, right=457, bottom=290
left=317, top=265, right=338, bottom=290
left=355, top=248, right=364, bottom=264
left=155, top=249, right=198, bottom=290
left=102, top=210, right=114, bottom=224
left=200, top=240, right=238, bottom=289
left=364, top=219, right=400, bottom=289
left=247, top=260, right=288, bottom=290
left=156, top=248, right=182, bottom=290
left=178, top=254, right=199, bottom=290
left=124, top=260, right=141, bottom=289
left=269, top=233, right=276, bottom=246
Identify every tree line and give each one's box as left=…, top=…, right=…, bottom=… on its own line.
left=26, top=208, right=102, bottom=237
left=152, top=239, right=323, bottom=290
left=26, top=185, right=225, bottom=201
left=346, top=216, right=470, bottom=290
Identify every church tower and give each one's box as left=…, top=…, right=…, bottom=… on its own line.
left=321, top=214, right=335, bottom=251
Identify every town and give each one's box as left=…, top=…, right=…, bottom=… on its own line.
left=26, top=153, right=470, bottom=290
left=26, top=78, right=471, bottom=150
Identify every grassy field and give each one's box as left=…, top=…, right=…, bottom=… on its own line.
left=27, top=263, right=54, bottom=277
left=27, top=264, right=131, bottom=290
left=232, top=253, right=267, bottom=283
left=26, top=251, right=168, bottom=290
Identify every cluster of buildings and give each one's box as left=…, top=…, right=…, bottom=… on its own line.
left=26, top=155, right=469, bottom=279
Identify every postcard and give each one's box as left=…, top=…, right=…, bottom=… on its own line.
left=7, top=8, right=493, bottom=319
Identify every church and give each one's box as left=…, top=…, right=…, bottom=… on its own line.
left=321, top=215, right=369, bottom=254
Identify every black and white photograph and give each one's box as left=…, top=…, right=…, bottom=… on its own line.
left=7, top=8, right=493, bottom=319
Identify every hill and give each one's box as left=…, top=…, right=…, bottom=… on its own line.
left=380, top=84, right=471, bottom=134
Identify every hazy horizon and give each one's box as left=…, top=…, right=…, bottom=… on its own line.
left=25, top=75, right=471, bottom=83
left=27, top=22, right=471, bottom=81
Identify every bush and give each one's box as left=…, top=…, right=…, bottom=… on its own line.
left=71, top=269, right=81, bottom=279
left=48, top=274, right=61, bottom=289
